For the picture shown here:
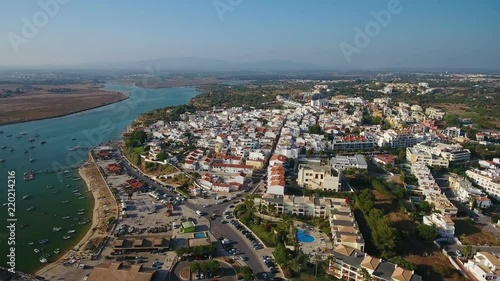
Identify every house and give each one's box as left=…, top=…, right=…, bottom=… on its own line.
left=269, top=154, right=287, bottom=166
left=465, top=252, right=500, bottom=281
left=423, top=213, right=455, bottom=238
left=107, top=163, right=122, bottom=174
left=373, top=154, right=397, bottom=166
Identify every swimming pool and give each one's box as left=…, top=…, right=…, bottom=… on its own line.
left=296, top=228, right=315, bottom=243
left=193, top=232, right=207, bottom=238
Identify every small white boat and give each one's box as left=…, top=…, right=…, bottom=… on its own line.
left=62, top=216, right=70, bottom=220
left=78, top=196, right=85, bottom=200
left=27, top=206, right=35, bottom=212
left=28, top=242, right=34, bottom=245
left=67, top=230, right=75, bottom=234
left=54, top=248, right=60, bottom=254
left=53, top=227, right=62, bottom=232
left=22, top=195, right=30, bottom=200
left=61, top=200, right=69, bottom=204
left=39, top=256, right=47, bottom=263
left=63, top=236, right=71, bottom=240
left=34, top=249, right=40, bottom=253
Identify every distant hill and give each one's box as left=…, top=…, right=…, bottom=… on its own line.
left=75, top=57, right=329, bottom=71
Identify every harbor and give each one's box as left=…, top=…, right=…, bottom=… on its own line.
left=0, top=83, right=200, bottom=273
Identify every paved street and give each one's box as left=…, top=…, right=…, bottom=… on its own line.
left=114, top=146, right=275, bottom=280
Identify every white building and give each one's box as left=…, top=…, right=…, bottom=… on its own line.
left=297, top=163, right=341, bottom=191
left=423, top=213, right=455, bottom=239
left=449, top=173, right=491, bottom=207
left=466, top=169, right=500, bottom=199
left=376, top=129, right=417, bottom=148
left=331, top=154, right=367, bottom=170
left=465, top=252, right=500, bottom=281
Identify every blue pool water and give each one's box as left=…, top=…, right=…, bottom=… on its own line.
left=194, top=232, right=207, bottom=238
left=296, top=228, right=315, bottom=243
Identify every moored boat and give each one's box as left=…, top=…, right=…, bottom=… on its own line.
left=62, top=216, right=70, bottom=219
left=53, top=227, right=62, bottom=232
left=27, top=206, right=35, bottom=212
left=67, top=230, right=75, bottom=234
left=39, top=239, right=49, bottom=244
left=22, top=194, right=30, bottom=200
left=63, top=235, right=71, bottom=240
left=39, top=256, right=47, bottom=263
left=34, top=248, right=40, bottom=253
left=61, top=200, right=69, bottom=204
left=54, top=248, right=60, bottom=254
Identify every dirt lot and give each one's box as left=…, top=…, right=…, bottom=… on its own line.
left=0, top=83, right=126, bottom=125
left=454, top=218, right=500, bottom=246
left=406, top=252, right=467, bottom=281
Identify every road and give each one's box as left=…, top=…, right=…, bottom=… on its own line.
left=115, top=147, right=273, bottom=280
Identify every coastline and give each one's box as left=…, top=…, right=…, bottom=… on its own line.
left=0, top=94, right=128, bottom=127
left=35, top=155, right=117, bottom=278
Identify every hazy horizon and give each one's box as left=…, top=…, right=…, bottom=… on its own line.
left=1, top=0, right=499, bottom=70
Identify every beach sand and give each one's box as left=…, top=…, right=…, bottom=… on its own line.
left=35, top=156, right=118, bottom=279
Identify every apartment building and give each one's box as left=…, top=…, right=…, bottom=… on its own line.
left=254, top=194, right=339, bottom=218
left=376, top=129, right=417, bottom=148
left=331, top=154, right=368, bottom=170
left=326, top=245, right=423, bottom=281
left=449, top=173, right=491, bottom=207
left=297, top=163, right=341, bottom=191
left=406, top=147, right=449, bottom=167
left=426, top=194, right=458, bottom=216
left=329, top=202, right=365, bottom=251
left=465, top=252, right=500, bottom=281
left=332, top=135, right=375, bottom=151
left=423, top=213, right=455, bottom=238
left=466, top=169, right=500, bottom=199
left=267, top=164, right=286, bottom=196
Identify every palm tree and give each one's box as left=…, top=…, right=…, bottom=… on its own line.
left=358, top=268, right=372, bottom=281
left=287, top=258, right=303, bottom=274
left=313, top=253, right=323, bottom=277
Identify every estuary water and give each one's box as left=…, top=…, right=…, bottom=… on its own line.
left=0, top=83, right=199, bottom=273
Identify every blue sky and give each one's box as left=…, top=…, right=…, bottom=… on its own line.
left=0, top=0, right=499, bottom=69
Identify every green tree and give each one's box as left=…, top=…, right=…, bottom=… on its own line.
left=156, top=152, right=167, bottom=161
left=273, top=244, right=289, bottom=265
left=190, top=262, right=200, bottom=272
left=358, top=268, right=372, bottom=281
left=241, top=266, right=254, bottom=281
left=309, top=124, right=323, bottom=134
left=444, top=114, right=460, bottom=127
left=462, top=244, right=474, bottom=259
left=416, top=224, right=436, bottom=240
